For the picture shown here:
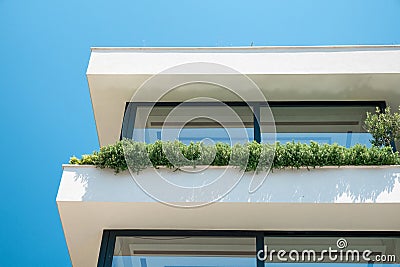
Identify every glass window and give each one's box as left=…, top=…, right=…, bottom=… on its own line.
left=112, top=236, right=256, bottom=267
left=262, top=236, right=400, bottom=265
left=261, top=105, right=377, bottom=147
left=100, top=231, right=400, bottom=267
left=128, top=104, right=254, bottom=145
left=122, top=102, right=383, bottom=147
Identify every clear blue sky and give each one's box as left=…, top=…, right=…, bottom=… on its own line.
left=0, top=0, right=399, bottom=266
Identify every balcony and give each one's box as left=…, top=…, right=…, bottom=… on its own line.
left=57, top=164, right=400, bottom=266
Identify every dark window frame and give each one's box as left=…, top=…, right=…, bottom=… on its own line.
left=121, top=100, right=387, bottom=145
left=98, top=229, right=400, bottom=267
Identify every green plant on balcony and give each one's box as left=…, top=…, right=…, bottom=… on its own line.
left=69, top=140, right=400, bottom=173
left=365, top=106, right=400, bottom=148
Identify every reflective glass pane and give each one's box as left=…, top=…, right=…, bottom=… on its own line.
left=112, top=236, right=256, bottom=267
left=132, top=105, right=254, bottom=145
left=262, top=264, right=399, bottom=267
left=261, top=236, right=400, bottom=265
left=123, top=103, right=381, bottom=147
left=261, top=106, right=377, bottom=147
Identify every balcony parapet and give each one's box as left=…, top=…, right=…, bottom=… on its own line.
left=57, top=165, right=400, bottom=267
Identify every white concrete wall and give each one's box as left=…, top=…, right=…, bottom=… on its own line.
left=58, top=165, right=400, bottom=203
left=57, top=165, right=400, bottom=267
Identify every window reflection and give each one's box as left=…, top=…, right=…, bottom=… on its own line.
left=122, top=102, right=380, bottom=147
left=261, top=106, right=376, bottom=147
left=109, top=234, right=400, bottom=267
left=263, top=236, right=400, bottom=265
left=112, top=236, right=256, bottom=267
left=131, top=105, right=254, bottom=145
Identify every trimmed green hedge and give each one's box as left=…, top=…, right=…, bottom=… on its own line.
left=69, top=139, right=400, bottom=173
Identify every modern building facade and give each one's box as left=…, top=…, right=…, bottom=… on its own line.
left=57, top=46, right=400, bottom=267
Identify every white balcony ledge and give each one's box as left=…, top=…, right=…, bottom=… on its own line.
left=57, top=165, right=400, bottom=267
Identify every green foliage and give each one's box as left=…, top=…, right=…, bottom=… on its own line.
left=365, top=106, right=400, bottom=148
left=69, top=156, right=80, bottom=165
left=123, top=140, right=150, bottom=174
left=229, top=143, right=249, bottom=171
left=95, top=140, right=128, bottom=173
left=256, top=143, right=275, bottom=172
left=69, top=139, right=400, bottom=173
left=159, top=140, right=187, bottom=168
left=212, top=143, right=231, bottom=166
left=69, top=154, right=98, bottom=165
left=146, top=140, right=170, bottom=168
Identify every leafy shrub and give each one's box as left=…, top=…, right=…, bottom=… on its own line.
left=212, top=143, right=231, bottom=166
left=69, top=154, right=97, bottom=165
left=146, top=140, right=170, bottom=168
left=123, top=140, right=150, bottom=174
left=256, top=143, right=275, bottom=172
left=95, top=140, right=128, bottom=173
left=69, top=139, right=400, bottom=173
left=365, top=106, right=400, bottom=148
left=160, top=140, right=187, bottom=168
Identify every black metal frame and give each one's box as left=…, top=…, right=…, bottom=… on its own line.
left=98, top=229, right=400, bottom=267
left=121, top=100, right=387, bottom=144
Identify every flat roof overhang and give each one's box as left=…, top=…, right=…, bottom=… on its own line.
left=86, top=45, right=400, bottom=146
